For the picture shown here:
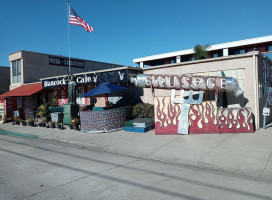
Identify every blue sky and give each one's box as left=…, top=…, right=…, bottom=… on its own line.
left=1, top=0, right=272, bottom=68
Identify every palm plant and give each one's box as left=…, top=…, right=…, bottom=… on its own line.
left=37, top=103, right=49, bottom=123
left=193, top=44, right=210, bottom=60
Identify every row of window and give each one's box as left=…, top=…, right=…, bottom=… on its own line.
left=148, top=45, right=272, bottom=67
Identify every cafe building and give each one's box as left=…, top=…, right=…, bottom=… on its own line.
left=9, top=50, right=126, bottom=90
left=40, top=66, right=142, bottom=108
left=40, top=67, right=142, bottom=132
left=0, top=50, right=137, bottom=121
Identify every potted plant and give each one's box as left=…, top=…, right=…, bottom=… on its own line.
left=37, top=103, right=49, bottom=127
left=20, top=119, right=26, bottom=126
left=46, top=120, right=50, bottom=128
left=51, top=121, right=56, bottom=128
left=14, top=116, right=21, bottom=125
left=26, top=117, right=34, bottom=126
left=57, top=122, right=62, bottom=129
left=41, top=119, right=46, bottom=127
left=72, top=118, right=80, bottom=131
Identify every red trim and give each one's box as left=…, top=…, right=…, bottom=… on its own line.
left=0, top=83, right=43, bottom=98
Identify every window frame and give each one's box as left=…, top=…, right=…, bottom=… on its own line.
left=12, top=59, right=22, bottom=84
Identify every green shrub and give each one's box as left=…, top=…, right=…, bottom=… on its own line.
left=37, top=103, right=49, bottom=117
left=132, top=103, right=154, bottom=119
left=37, top=103, right=49, bottom=122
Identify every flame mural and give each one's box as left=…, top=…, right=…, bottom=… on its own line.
left=155, top=97, right=181, bottom=134
left=154, top=97, right=254, bottom=134
left=218, top=108, right=254, bottom=133
left=188, top=101, right=218, bottom=134
left=154, top=97, right=218, bottom=134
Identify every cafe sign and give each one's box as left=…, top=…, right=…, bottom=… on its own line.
left=42, top=69, right=129, bottom=89
left=43, top=78, right=67, bottom=88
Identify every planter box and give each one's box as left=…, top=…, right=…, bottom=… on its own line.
left=125, top=118, right=154, bottom=128
left=124, top=126, right=154, bottom=133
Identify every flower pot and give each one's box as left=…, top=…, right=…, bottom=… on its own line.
left=28, top=122, right=34, bottom=126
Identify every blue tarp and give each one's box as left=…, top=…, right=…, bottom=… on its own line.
left=82, top=82, right=127, bottom=97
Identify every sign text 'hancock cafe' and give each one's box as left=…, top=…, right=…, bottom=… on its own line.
left=42, top=69, right=129, bottom=89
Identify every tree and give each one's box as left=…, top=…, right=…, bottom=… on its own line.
left=193, top=44, right=210, bottom=60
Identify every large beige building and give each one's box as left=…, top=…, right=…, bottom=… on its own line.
left=133, top=35, right=272, bottom=130
left=9, top=50, right=127, bottom=90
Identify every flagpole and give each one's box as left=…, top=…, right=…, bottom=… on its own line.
left=66, top=0, right=71, bottom=78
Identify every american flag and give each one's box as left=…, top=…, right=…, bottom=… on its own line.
left=69, top=6, right=94, bottom=32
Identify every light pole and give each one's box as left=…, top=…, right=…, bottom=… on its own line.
left=66, top=0, right=71, bottom=78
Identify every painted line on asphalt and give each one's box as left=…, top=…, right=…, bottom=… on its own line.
left=0, top=130, right=38, bottom=139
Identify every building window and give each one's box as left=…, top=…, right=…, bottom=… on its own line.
left=212, top=53, right=218, bottom=58
left=170, top=59, right=176, bottom=64
left=267, top=45, right=272, bottom=52
left=211, top=51, right=223, bottom=58
left=234, top=49, right=246, bottom=55
left=240, top=49, right=246, bottom=54
left=150, top=60, right=164, bottom=66
left=12, top=59, right=22, bottom=84
left=181, top=56, right=194, bottom=62
left=229, top=49, right=247, bottom=55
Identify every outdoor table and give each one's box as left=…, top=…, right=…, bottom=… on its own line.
left=79, top=106, right=132, bottom=133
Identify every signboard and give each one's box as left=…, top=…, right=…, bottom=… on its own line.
left=42, top=69, right=129, bottom=89
left=268, top=87, right=272, bottom=106
left=0, top=103, right=4, bottom=110
left=5, top=97, right=16, bottom=119
left=13, top=110, right=19, bottom=117
left=76, top=86, right=85, bottom=106
left=58, top=87, right=68, bottom=106
left=49, top=57, right=85, bottom=68
left=263, top=107, right=270, bottom=116
left=43, top=78, right=67, bottom=88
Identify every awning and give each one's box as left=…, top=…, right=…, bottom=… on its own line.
left=0, top=83, right=43, bottom=98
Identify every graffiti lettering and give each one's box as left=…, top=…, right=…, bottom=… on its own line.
left=207, top=78, right=215, bottom=89
left=156, top=76, right=165, bottom=88
left=145, top=76, right=152, bottom=86
left=220, top=79, right=227, bottom=89
left=191, top=77, right=205, bottom=89
left=166, top=76, right=180, bottom=88
left=181, top=76, right=190, bottom=88
left=131, top=74, right=243, bottom=96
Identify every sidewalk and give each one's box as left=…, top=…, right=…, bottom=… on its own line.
left=1, top=122, right=272, bottom=180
